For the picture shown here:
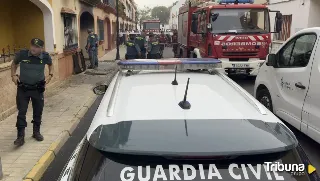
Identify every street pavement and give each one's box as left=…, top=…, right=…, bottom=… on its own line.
left=10, top=47, right=320, bottom=180
left=99, top=45, right=126, bottom=61
left=0, top=62, right=117, bottom=181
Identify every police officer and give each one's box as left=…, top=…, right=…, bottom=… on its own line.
left=135, top=30, right=147, bottom=59
left=147, top=32, right=161, bottom=59
left=11, top=38, right=54, bottom=146
left=93, top=33, right=99, bottom=67
left=172, top=29, right=179, bottom=57
left=86, top=29, right=98, bottom=69
left=125, top=33, right=141, bottom=59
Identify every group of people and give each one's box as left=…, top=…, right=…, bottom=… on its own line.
left=125, top=29, right=179, bottom=60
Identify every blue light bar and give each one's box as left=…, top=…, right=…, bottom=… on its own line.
left=218, top=0, right=254, bottom=3
left=117, top=58, right=222, bottom=70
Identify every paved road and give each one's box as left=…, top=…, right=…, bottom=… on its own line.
left=41, top=48, right=320, bottom=180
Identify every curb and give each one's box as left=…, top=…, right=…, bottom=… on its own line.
left=23, top=95, right=97, bottom=181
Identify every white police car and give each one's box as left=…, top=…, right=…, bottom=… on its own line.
left=58, top=59, right=319, bottom=181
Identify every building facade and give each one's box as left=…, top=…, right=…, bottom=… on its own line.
left=265, top=0, right=320, bottom=53
left=0, top=0, right=136, bottom=121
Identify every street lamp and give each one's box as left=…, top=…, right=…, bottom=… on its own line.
left=116, top=0, right=120, bottom=60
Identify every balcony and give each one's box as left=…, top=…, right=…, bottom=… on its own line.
left=97, top=0, right=116, bottom=14
left=79, top=0, right=101, bottom=6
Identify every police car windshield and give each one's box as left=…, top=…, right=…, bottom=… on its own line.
left=75, top=144, right=310, bottom=181
left=88, top=119, right=297, bottom=156
left=211, top=8, right=270, bottom=34
left=81, top=119, right=313, bottom=181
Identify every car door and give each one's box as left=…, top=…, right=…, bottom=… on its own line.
left=272, top=33, right=316, bottom=131
left=302, top=35, right=320, bottom=143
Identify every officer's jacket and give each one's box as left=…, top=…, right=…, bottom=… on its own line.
left=135, top=35, right=146, bottom=49
left=147, top=39, right=161, bottom=54
left=172, top=35, right=178, bottom=43
left=126, top=40, right=141, bottom=55
left=87, top=34, right=97, bottom=49
left=14, top=49, right=52, bottom=85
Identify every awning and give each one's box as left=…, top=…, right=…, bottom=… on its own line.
left=79, top=0, right=101, bottom=6
left=61, top=7, right=76, bottom=14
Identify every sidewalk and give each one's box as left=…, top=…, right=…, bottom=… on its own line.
left=99, top=46, right=126, bottom=61
left=0, top=62, right=117, bottom=181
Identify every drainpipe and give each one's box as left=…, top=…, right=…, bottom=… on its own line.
left=0, top=157, right=3, bottom=180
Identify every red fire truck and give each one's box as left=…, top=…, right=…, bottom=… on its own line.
left=143, top=19, right=161, bottom=34
left=178, top=0, right=283, bottom=76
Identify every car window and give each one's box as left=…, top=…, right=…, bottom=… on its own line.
left=76, top=143, right=312, bottom=181
left=278, top=40, right=294, bottom=67
left=278, top=34, right=317, bottom=67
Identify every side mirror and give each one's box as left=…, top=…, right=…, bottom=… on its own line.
left=266, top=54, right=277, bottom=67
left=191, top=21, right=198, bottom=34
left=211, top=13, right=219, bottom=22
left=275, top=12, right=283, bottom=33
left=93, top=85, right=108, bottom=95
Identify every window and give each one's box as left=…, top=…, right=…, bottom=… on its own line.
left=211, top=8, right=269, bottom=34
left=278, top=34, right=317, bottom=67
left=62, top=13, right=78, bottom=50
left=197, top=12, right=206, bottom=33
left=98, top=19, right=104, bottom=41
left=273, top=15, right=292, bottom=41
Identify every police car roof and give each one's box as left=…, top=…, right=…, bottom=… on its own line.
left=87, top=62, right=285, bottom=137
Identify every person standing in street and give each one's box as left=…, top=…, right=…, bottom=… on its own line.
left=125, top=33, right=141, bottom=59
left=93, top=33, right=99, bottom=68
left=147, top=32, right=161, bottom=59
left=172, top=29, right=179, bottom=57
left=86, top=29, right=98, bottom=69
left=135, top=30, right=147, bottom=59
left=11, top=38, right=54, bottom=146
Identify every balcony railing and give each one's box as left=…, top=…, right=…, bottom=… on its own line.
left=79, top=0, right=101, bottom=6
left=0, top=45, right=26, bottom=65
left=97, top=2, right=116, bottom=14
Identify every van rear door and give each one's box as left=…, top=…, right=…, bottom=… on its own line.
left=271, top=33, right=316, bottom=131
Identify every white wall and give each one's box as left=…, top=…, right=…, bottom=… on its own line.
left=268, top=0, right=311, bottom=40
left=308, top=0, right=320, bottom=27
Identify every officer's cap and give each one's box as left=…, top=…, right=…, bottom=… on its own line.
left=31, top=38, right=44, bottom=48
left=87, top=29, right=93, bottom=33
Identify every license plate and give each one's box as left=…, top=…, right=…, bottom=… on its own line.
left=236, top=69, right=247, bottom=74
left=232, top=64, right=249, bottom=68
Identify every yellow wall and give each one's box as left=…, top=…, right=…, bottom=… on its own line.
left=0, top=0, right=44, bottom=50
left=13, top=0, right=44, bottom=48
left=0, top=1, right=14, bottom=49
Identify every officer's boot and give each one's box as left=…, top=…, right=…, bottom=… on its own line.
left=14, top=128, right=25, bottom=146
left=32, top=124, right=44, bottom=141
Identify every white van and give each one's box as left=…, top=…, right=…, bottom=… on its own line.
left=254, top=27, right=320, bottom=144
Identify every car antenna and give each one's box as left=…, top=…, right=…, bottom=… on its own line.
left=184, top=119, right=188, bottom=136
left=178, top=78, right=191, bottom=109
left=171, top=65, right=178, bottom=85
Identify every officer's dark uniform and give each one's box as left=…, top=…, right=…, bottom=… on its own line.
left=86, top=29, right=98, bottom=69
left=93, top=33, right=99, bottom=67
left=135, top=34, right=146, bottom=59
left=13, top=38, right=52, bottom=146
left=147, top=33, right=161, bottom=59
left=125, top=34, right=141, bottom=60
